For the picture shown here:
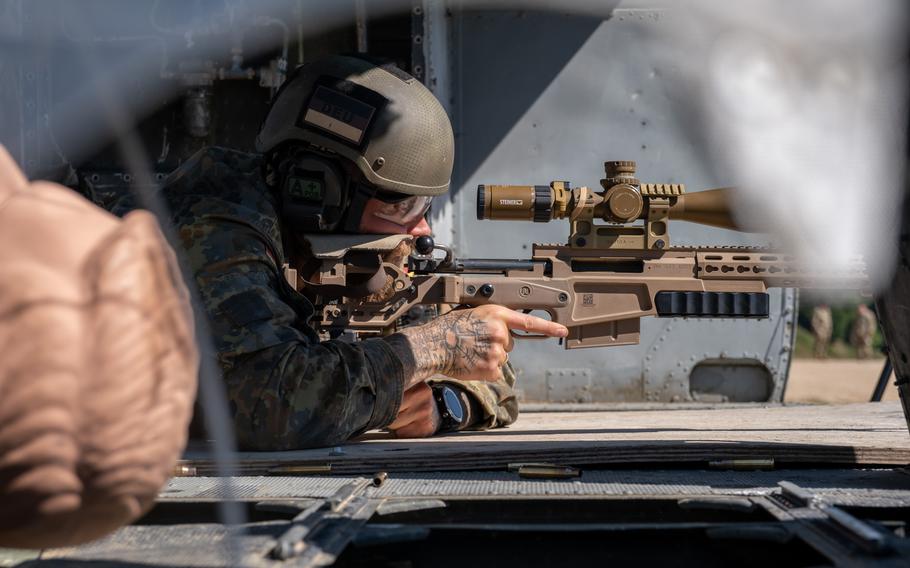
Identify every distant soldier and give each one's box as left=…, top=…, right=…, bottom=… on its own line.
left=811, top=304, right=833, bottom=359
left=850, top=304, right=878, bottom=359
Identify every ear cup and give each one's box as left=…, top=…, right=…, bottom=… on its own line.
left=278, top=152, right=349, bottom=232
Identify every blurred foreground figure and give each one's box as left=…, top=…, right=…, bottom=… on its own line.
left=0, top=146, right=198, bottom=548
left=811, top=304, right=833, bottom=359
left=850, top=304, right=878, bottom=359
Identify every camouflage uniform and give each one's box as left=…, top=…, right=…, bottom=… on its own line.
left=811, top=305, right=833, bottom=359
left=93, top=147, right=517, bottom=450
left=850, top=304, right=877, bottom=359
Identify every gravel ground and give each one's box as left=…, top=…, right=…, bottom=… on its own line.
left=785, top=358, right=898, bottom=404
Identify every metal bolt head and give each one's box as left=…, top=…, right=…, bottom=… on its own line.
left=558, top=292, right=569, bottom=303
left=654, top=239, right=666, bottom=249
left=466, top=285, right=477, bottom=295
left=414, top=235, right=435, bottom=255
left=479, top=284, right=495, bottom=297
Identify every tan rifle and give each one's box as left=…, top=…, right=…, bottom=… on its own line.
left=291, top=161, right=867, bottom=349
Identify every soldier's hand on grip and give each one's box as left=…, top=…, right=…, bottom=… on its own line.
left=392, top=305, right=568, bottom=388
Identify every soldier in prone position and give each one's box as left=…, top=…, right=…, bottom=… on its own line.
left=98, top=55, right=566, bottom=450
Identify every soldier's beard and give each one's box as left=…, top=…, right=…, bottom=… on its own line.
left=361, top=239, right=413, bottom=304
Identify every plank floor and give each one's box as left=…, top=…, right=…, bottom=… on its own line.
left=182, top=402, right=910, bottom=475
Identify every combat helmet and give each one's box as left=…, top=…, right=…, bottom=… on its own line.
left=256, top=54, right=454, bottom=196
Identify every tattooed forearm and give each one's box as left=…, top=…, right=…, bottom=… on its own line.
left=387, top=310, right=493, bottom=381
left=386, top=305, right=564, bottom=389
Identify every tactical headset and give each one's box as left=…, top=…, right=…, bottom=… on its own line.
left=273, top=144, right=354, bottom=233
left=274, top=143, right=432, bottom=234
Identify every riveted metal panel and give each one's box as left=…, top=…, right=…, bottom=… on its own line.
left=0, top=1, right=24, bottom=167
left=427, top=7, right=797, bottom=403
left=544, top=369, right=593, bottom=403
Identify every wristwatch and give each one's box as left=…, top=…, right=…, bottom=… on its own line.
left=431, top=385, right=469, bottom=432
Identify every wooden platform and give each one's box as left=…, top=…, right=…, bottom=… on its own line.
left=182, top=403, right=910, bottom=475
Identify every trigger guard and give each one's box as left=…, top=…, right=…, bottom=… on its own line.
left=509, top=329, right=549, bottom=340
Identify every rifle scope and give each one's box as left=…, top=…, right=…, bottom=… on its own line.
left=476, top=181, right=739, bottom=230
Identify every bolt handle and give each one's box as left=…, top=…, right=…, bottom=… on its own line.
left=414, top=235, right=435, bottom=256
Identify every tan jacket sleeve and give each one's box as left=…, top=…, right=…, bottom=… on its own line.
left=0, top=146, right=198, bottom=548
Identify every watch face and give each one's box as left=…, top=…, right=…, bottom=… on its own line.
left=442, top=387, right=465, bottom=422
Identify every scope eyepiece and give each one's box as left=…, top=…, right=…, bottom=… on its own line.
left=476, top=184, right=554, bottom=222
